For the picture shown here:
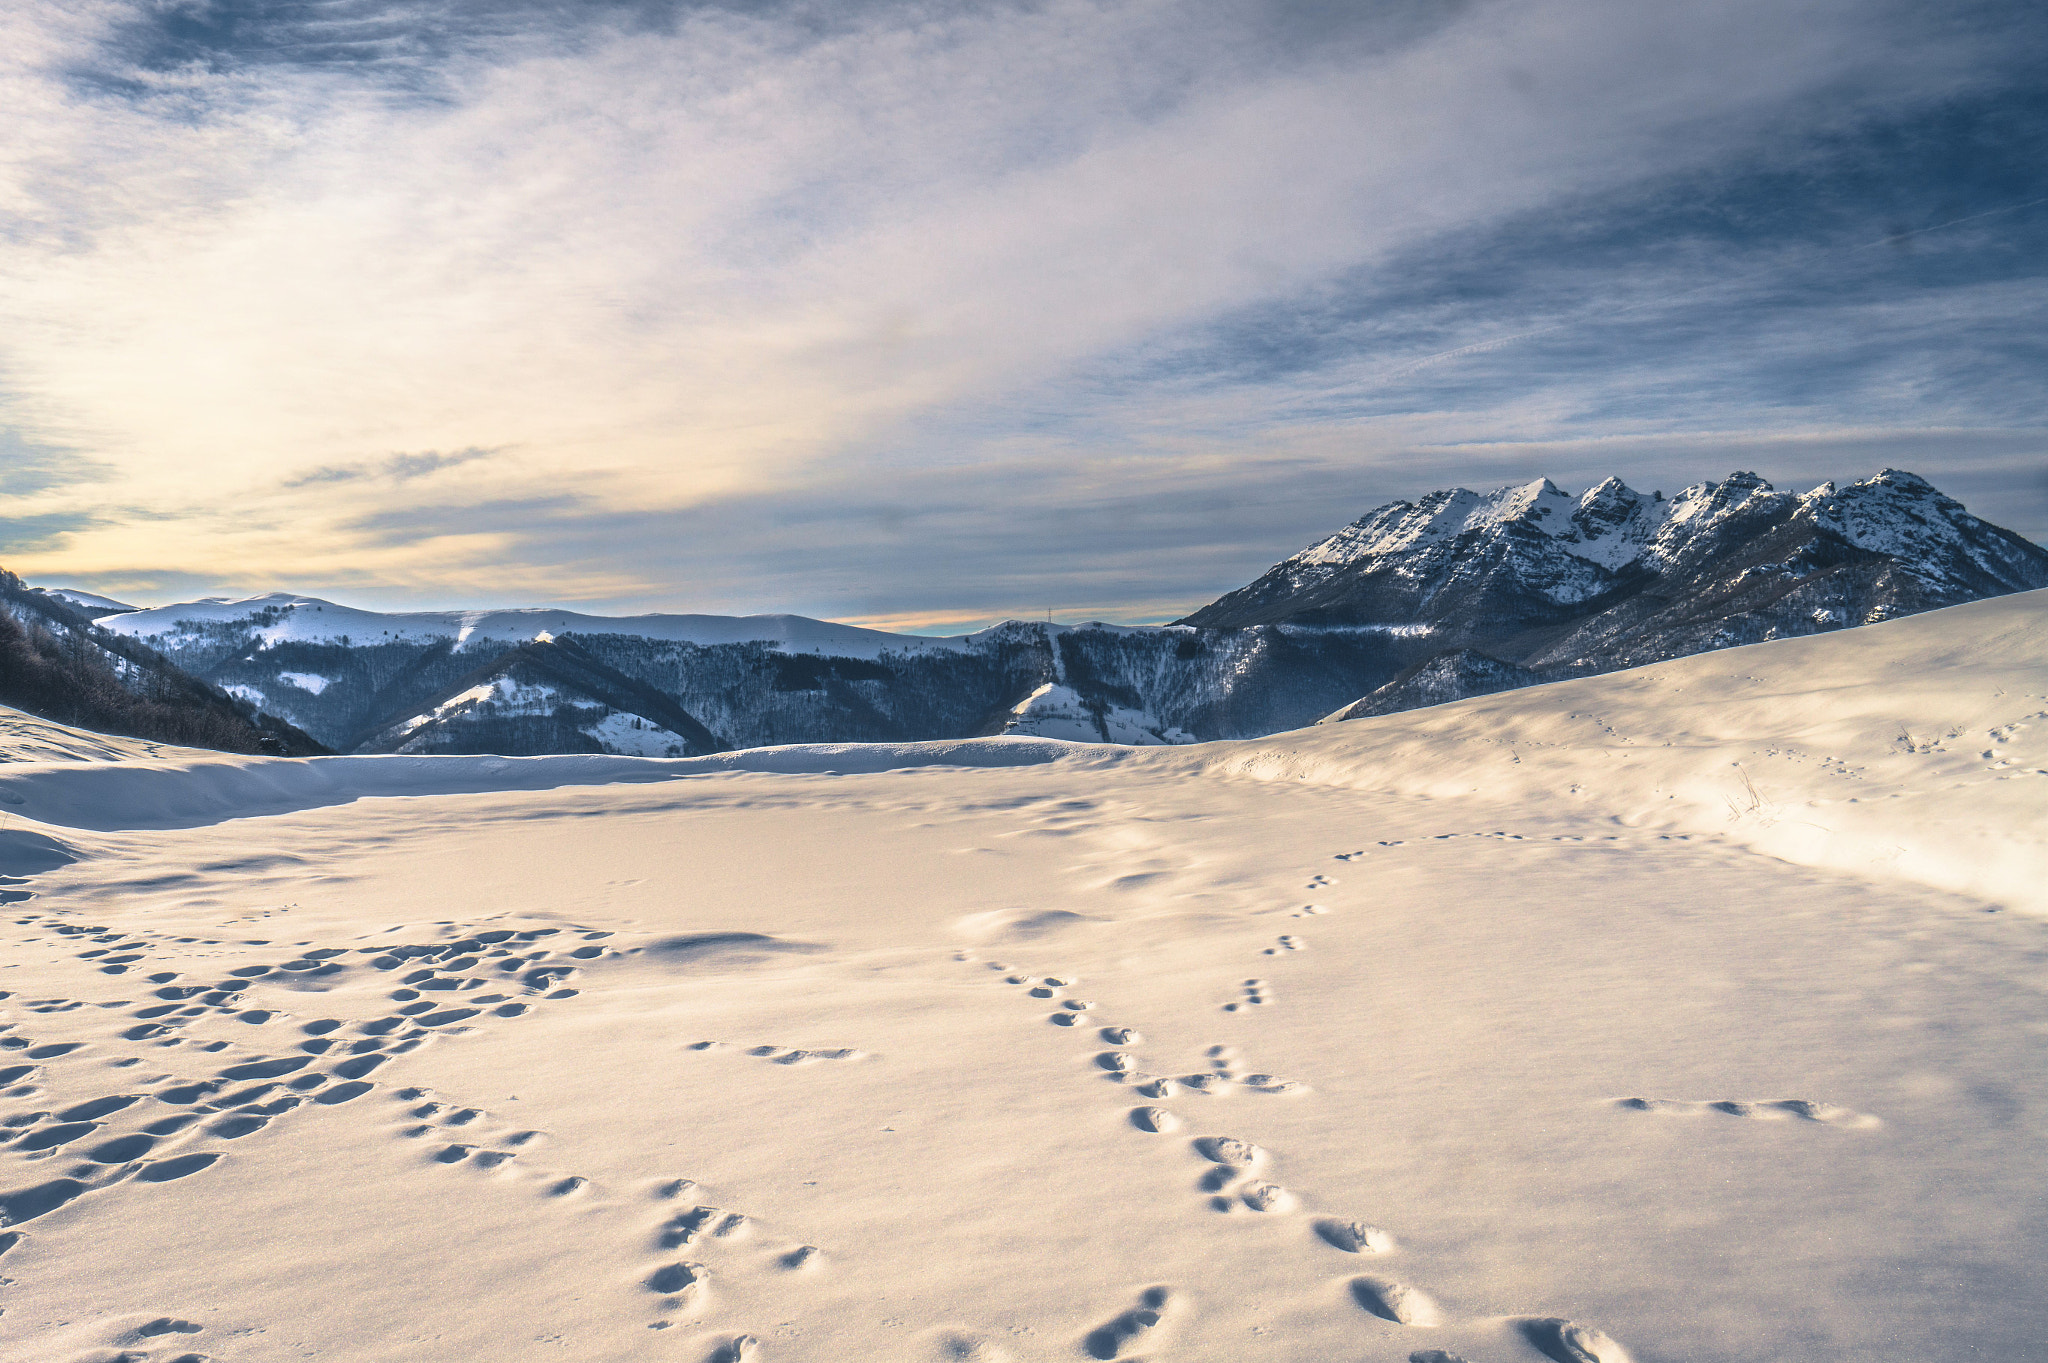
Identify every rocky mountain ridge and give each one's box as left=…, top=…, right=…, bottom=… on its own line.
left=84, top=468, right=2048, bottom=755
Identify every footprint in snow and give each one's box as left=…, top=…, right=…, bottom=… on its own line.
left=659, top=1206, right=750, bottom=1248
left=1350, top=1276, right=1442, bottom=1327
left=1130, top=1107, right=1179, bottom=1133
left=1193, top=1135, right=1264, bottom=1167
left=1315, top=1218, right=1395, bottom=1253
left=1083, top=1285, right=1174, bottom=1360
left=645, top=1259, right=709, bottom=1309
left=127, top=1316, right=205, bottom=1342
left=1518, top=1316, right=1633, bottom=1363
left=929, top=1329, right=1011, bottom=1361
left=1616, top=1096, right=1879, bottom=1128
left=1238, top=1181, right=1291, bottom=1213
left=389, top=1088, right=540, bottom=1169
left=1224, top=978, right=1270, bottom=1012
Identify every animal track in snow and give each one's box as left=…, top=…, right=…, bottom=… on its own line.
left=642, top=1202, right=818, bottom=1348
left=1350, top=1276, right=1442, bottom=1327
left=1194, top=1135, right=1264, bottom=1167
left=1188, top=1132, right=1294, bottom=1214
left=687, top=1040, right=867, bottom=1065
left=389, top=1087, right=547, bottom=1173
left=1224, top=977, right=1269, bottom=1012
left=1519, top=1316, right=1634, bottom=1362
left=645, top=1259, right=709, bottom=1305
left=0, top=908, right=615, bottom=1331
left=1315, top=1218, right=1395, bottom=1253
left=1082, top=1285, right=1174, bottom=1360
left=1048, top=998, right=1098, bottom=1027
left=1130, top=1106, right=1179, bottom=1133
left=961, top=954, right=1629, bottom=1355
left=1616, top=1096, right=1880, bottom=1128
left=656, top=1203, right=753, bottom=1249
left=1237, top=1181, right=1291, bottom=1212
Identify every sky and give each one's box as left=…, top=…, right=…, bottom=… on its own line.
left=1, top=0, right=2043, bottom=631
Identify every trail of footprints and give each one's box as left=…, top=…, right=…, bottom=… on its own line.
left=0, top=914, right=801, bottom=1362
left=966, top=848, right=1639, bottom=1363
left=1616, top=1096, right=1880, bottom=1129
left=6, top=823, right=1886, bottom=1361
left=1222, top=872, right=1334, bottom=1010
left=686, top=1040, right=867, bottom=1066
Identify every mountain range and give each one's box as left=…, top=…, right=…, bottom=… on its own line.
left=0, top=572, right=324, bottom=755
left=26, top=468, right=2045, bottom=757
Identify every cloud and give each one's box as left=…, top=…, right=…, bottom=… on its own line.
left=282, top=446, right=498, bottom=488
left=0, top=0, right=2040, bottom=616
left=0, top=510, right=103, bottom=555
left=0, top=427, right=111, bottom=498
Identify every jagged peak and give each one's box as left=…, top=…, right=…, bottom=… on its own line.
left=1580, top=475, right=1639, bottom=502
left=1259, top=466, right=2020, bottom=612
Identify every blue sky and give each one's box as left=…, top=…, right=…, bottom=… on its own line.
left=1, top=0, right=2042, bottom=629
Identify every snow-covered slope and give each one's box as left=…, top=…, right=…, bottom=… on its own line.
left=1320, top=648, right=1543, bottom=722
left=32, top=587, right=138, bottom=617
left=102, top=595, right=971, bottom=659
left=0, top=590, right=2042, bottom=1362
left=356, top=635, right=727, bottom=758
left=107, top=601, right=1423, bottom=755
left=0, top=708, right=193, bottom=764
left=0, top=575, right=325, bottom=757
left=1000, top=681, right=1198, bottom=744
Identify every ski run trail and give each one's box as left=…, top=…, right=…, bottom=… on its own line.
left=0, top=590, right=2043, bottom=1363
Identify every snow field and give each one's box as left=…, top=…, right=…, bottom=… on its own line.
left=0, top=590, right=2040, bottom=1361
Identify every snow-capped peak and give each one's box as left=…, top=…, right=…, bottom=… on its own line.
left=1793, top=468, right=2005, bottom=591
left=1551, top=477, right=1670, bottom=570
left=1291, top=477, right=1581, bottom=570
left=1288, top=475, right=1665, bottom=577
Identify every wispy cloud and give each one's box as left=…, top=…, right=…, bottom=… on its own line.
left=0, top=510, right=103, bottom=554
left=282, top=446, right=498, bottom=487
left=0, top=0, right=2040, bottom=617
left=0, top=427, right=111, bottom=498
